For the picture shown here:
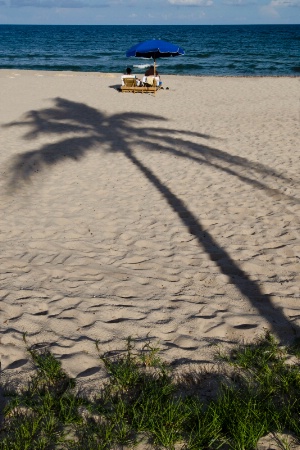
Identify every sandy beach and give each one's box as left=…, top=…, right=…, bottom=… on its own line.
left=0, top=69, right=299, bottom=385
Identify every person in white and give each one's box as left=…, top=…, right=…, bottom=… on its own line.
left=142, top=65, right=162, bottom=87
left=121, top=67, right=142, bottom=86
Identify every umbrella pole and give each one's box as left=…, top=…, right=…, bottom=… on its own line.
left=153, top=58, right=158, bottom=95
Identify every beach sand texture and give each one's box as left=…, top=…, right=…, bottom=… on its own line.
left=0, top=70, right=300, bottom=383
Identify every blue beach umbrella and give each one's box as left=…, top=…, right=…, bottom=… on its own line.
left=126, top=39, right=185, bottom=76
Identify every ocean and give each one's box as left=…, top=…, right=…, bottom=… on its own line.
left=0, top=24, right=299, bottom=76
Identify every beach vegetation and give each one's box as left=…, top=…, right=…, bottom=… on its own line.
left=0, top=333, right=300, bottom=449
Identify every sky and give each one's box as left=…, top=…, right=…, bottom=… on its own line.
left=0, top=0, right=299, bottom=25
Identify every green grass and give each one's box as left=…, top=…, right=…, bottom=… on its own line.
left=1, top=333, right=300, bottom=449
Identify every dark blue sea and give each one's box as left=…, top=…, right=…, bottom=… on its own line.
left=0, top=24, right=299, bottom=76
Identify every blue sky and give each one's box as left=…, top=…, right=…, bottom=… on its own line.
left=0, top=0, right=299, bottom=25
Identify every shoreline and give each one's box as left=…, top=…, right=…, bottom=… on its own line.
left=1, top=68, right=300, bottom=78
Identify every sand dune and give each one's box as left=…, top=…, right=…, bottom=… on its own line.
left=0, top=70, right=299, bottom=385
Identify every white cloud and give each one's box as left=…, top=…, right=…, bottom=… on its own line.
left=223, top=0, right=257, bottom=4
left=270, top=0, right=300, bottom=5
left=168, top=0, right=213, bottom=5
left=260, top=4, right=280, bottom=16
left=10, top=0, right=109, bottom=6
left=109, top=0, right=137, bottom=4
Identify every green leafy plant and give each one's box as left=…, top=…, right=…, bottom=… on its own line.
left=1, top=333, right=300, bottom=449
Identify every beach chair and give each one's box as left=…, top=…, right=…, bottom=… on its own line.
left=121, top=77, right=137, bottom=92
left=120, top=77, right=159, bottom=95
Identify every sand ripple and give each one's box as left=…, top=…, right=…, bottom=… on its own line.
left=0, top=72, right=299, bottom=383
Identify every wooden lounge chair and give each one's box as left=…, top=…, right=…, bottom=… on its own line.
left=120, top=77, right=160, bottom=95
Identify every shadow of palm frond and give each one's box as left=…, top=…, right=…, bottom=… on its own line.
left=140, top=125, right=293, bottom=183
left=8, top=136, right=99, bottom=191
left=4, top=97, right=167, bottom=191
left=4, top=97, right=298, bottom=205
left=140, top=140, right=300, bottom=205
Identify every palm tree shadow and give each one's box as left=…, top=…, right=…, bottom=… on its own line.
left=3, top=98, right=168, bottom=191
left=2, top=97, right=299, bottom=342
